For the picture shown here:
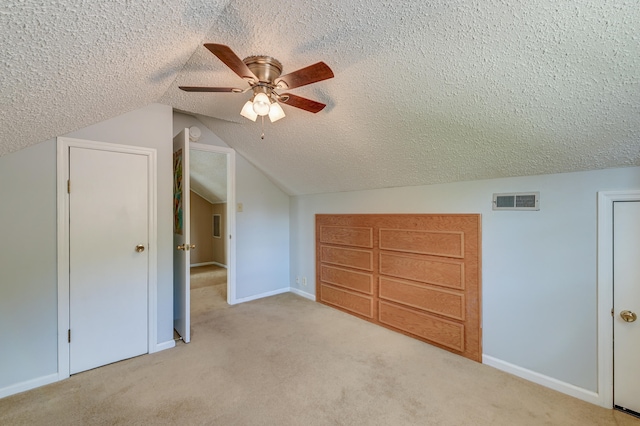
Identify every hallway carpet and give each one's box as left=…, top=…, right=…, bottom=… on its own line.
left=1, top=289, right=638, bottom=425
left=190, top=264, right=227, bottom=289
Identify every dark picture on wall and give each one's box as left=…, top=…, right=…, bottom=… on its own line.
left=213, top=214, right=221, bottom=238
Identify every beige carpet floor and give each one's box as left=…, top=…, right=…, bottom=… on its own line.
left=190, top=264, right=227, bottom=290
left=1, top=281, right=639, bottom=425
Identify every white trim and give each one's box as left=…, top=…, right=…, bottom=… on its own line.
left=154, top=340, right=177, bottom=352
left=188, top=143, right=237, bottom=305
left=222, top=287, right=316, bottom=305
left=56, top=137, right=159, bottom=378
left=0, top=373, right=59, bottom=399
left=483, top=355, right=600, bottom=405
left=147, top=148, right=158, bottom=354
left=289, top=287, right=316, bottom=301
left=596, top=190, right=640, bottom=408
left=234, top=287, right=290, bottom=304
left=190, top=261, right=227, bottom=268
left=56, top=140, right=70, bottom=380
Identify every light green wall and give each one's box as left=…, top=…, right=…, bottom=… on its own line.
left=0, top=140, right=58, bottom=389
left=289, top=166, right=640, bottom=393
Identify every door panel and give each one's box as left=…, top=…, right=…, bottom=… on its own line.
left=613, top=201, right=640, bottom=413
left=173, top=129, right=190, bottom=343
left=69, top=147, right=148, bottom=374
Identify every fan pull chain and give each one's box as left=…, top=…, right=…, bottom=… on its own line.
left=261, top=116, right=265, bottom=140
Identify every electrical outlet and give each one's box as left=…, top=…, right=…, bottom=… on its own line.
left=296, top=276, right=300, bottom=284
left=302, top=277, right=307, bottom=286
left=237, top=203, right=243, bottom=212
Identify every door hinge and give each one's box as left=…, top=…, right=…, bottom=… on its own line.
left=67, top=179, right=70, bottom=194
left=611, top=308, right=614, bottom=317
left=68, top=329, right=71, bottom=343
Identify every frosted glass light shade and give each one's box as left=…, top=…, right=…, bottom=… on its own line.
left=252, top=92, right=271, bottom=116
left=240, top=100, right=258, bottom=121
left=268, top=102, right=286, bottom=122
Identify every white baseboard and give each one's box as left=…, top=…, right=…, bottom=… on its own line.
left=190, top=261, right=227, bottom=268
left=0, top=373, right=59, bottom=399
left=482, top=355, right=601, bottom=406
left=233, top=287, right=290, bottom=304
left=153, top=339, right=176, bottom=352
left=289, top=287, right=316, bottom=301
left=234, top=287, right=317, bottom=304
left=1, top=341, right=178, bottom=399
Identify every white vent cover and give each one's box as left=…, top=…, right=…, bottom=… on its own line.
left=492, top=192, right=539, bottom=211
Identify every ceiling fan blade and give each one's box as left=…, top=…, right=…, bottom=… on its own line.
left=279, top=93, right=326, bottom=113
left=204, top=43, right=257, bottom=81
left=275, top=62, right=334, bottom=90
left=179, top=86, right=242, bottom=93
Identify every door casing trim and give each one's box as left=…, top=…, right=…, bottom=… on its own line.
left=597, top=190, right=640, bottom=407
left=56, top=137, right=158, bottom=380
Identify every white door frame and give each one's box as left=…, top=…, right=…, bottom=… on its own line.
left=189, top=142, right=237, bottom=304
left=596, top=190, right=640, bottom=407
left=56, top=137, right=158, bottom=380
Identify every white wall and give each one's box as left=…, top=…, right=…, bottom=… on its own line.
left=0, top=103, right=174, bottom=396
left=289, top=166, right=640, bottom=395
left=0, top=141, right=57, bottom=390
left=173, top=113, right=290, bottom=300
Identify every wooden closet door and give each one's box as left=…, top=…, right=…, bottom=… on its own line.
left=316, top=214, right=481, bottom=362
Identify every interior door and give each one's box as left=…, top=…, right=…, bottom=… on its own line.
left=173, top=129, right=191, bottom=343
left=613, top=200, right=640, bottom=414
left=69, top=146, right=149, bottom=374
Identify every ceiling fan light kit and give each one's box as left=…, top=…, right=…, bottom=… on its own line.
left=252, top=92, right=271, bottom=116
left=268, top=101, right=286, bottom=122
left=240, top=100, right=258, bottom=121
left=179, top=44, right=334, bottom=132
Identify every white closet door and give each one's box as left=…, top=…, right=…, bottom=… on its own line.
left=69, top=146, right=149, bottom=374
left=613, top=200, right=640, bottom=414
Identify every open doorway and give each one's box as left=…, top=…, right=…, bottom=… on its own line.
left=173, top=130, right=237, bottom=343
left=189, top=144, right=236, bottom=318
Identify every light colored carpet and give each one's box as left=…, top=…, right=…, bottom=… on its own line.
left=190, top=264, right=227, bottom=290
left=1, top=288, right=639, bottom=425
left=190, top=265, right=228, bottom=326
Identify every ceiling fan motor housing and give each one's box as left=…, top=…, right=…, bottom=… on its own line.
left=243, top=56, right=283, bottom=84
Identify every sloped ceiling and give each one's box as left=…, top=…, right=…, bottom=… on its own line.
left=2, top=0, right=639, bottom=195
left=190, top=148, right=227, bottom=203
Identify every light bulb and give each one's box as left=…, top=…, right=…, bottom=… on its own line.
left=240, top=100, right=257, bottom=121
left=252, top=92, right=271, bottom=116
left=268, top=102, right=286, bottom=122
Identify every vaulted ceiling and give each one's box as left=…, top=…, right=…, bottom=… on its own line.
left=2, top=0, right=639, bottom=195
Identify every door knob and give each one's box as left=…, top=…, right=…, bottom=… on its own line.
left=177, top=244, right=186, bottom=250
left=190, top=244, right=196, bottom=250
left=135, top=244, right=145, bottom=253
left=620, top=310, right=637, bottom=323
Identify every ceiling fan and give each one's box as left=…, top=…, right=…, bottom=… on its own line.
left=179, top=43, right=334, bottom=123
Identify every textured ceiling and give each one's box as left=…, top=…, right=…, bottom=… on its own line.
left=0, top=0, right=230, bottom=153
left=2, top=0, right=639, bottom=195
left=191, top=148, right=227, bottom=203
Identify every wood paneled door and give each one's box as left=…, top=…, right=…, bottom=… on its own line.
left=316, top=214, right=482, bottom=362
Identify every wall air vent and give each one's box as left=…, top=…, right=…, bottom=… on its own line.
left=492, top=192, right=539, bottom=211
